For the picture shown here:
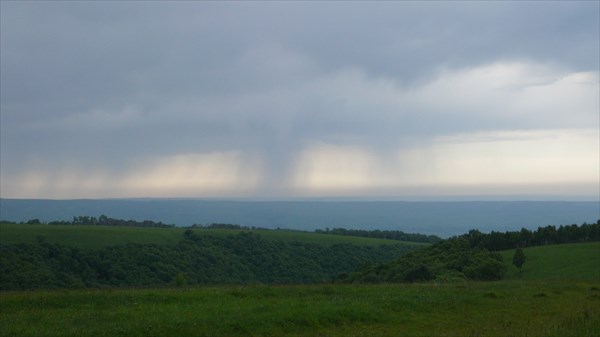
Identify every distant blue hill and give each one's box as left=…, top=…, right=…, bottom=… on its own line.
left=1, top=199, right=598, bottom=237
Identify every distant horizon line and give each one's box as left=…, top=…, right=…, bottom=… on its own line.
left=1, top=195, right=598, bottom=202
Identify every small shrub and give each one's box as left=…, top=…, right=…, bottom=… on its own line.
left=174, top=272, right=186, bottom=287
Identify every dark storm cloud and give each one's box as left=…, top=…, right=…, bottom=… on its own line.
left=1, top=1, right=598, bottom=197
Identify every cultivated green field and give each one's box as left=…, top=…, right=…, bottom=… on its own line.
left=501, top=242, right=600, bottom=281
left=1, top=281, right=598, bottom=337
left=0, top=223, right=423, bottom=248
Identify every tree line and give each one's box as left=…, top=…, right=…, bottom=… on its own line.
left=190, top=223, right=271, bottom=231
left=457, top=220, right=600, bottom=251
left=4, top=215, right=175, bottom=228
left=315, top=227, right=442, bottom=243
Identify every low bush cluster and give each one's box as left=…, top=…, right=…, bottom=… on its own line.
left=340, top=238, right=506, bottom=283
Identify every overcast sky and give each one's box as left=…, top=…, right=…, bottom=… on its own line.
left=1, top=1, right=598, bottom=199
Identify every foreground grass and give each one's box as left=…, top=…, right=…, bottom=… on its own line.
left=500, top=242, right=600, bottom=281
left=0, top=223, right=422, bottom=249
left=1, top=281, right=598, bottom=337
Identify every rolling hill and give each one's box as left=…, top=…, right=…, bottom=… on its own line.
left=0, top=222, right=425, bottom=249
left=1, top=222, right=598, bottom=336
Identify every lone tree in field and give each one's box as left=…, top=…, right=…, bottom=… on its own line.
left=512, top=248, right=526, bottom=274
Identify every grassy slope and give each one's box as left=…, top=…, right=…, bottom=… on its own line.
left=1, top=281, right=598, bottom=337
left=0, top=223, right=424, bottom=248
left=501, top=242, right=600, bottom=281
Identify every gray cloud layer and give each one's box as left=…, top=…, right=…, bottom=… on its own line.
left=1, top=2, right=598, bottom=198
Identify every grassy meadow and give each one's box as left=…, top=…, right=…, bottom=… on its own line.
left=501, top=242, right=600, bottom=281
left=1, top=281, right=598, bottom=337
left=0, top=223, right=423, bottom=248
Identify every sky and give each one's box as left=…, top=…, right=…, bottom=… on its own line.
left=1, top=1, right=599, bottom=200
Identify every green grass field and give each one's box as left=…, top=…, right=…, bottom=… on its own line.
left=0, top=223, right=424, bottom=248
left=1, top=281, right=598, bottom=337
left=501, top=242, right=600, bottom=281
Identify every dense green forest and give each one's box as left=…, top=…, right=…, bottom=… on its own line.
left=0, top=230, right=414, bottom=290
left=341, top=237, right=506, bottom=283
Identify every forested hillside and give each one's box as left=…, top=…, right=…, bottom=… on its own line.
left=2, top=220, right=597, bottom=290
left=0, top=230, right=415, bottom=290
